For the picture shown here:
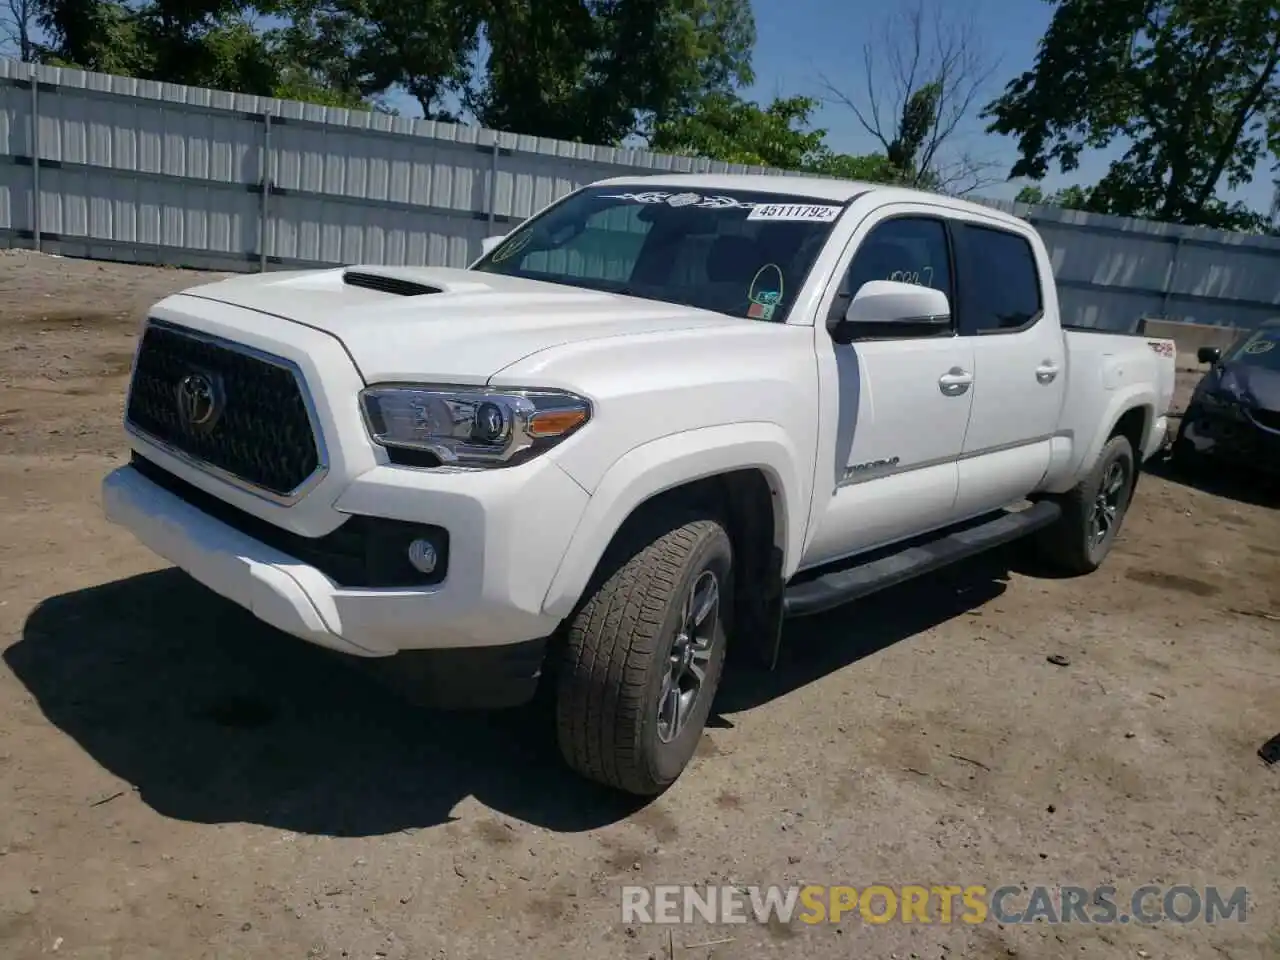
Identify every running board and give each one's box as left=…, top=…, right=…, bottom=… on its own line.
left=782, top=500, right=1062, bottom=619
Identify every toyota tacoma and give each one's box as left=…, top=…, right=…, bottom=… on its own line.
left=103, top=174, right=1177, bottom=795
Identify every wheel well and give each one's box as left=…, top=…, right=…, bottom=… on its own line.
left=1110, top=406, right=1148, bottom=458
left=598, top=469, right=783, bottom=665
left=1109, top=405, right=1149, bottom=490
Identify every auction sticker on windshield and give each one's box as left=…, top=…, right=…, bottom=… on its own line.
left=1244, top=338, right=1275, bottom=355
left=747, top=203, right=843, bottom=222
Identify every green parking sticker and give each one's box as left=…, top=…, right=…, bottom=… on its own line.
left=747, top=263, right=784, bottom=320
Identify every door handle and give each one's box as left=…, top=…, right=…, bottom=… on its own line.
left=1036, top=361, right=1059, bottom=384
left=938, top=367, right=973, bottom=396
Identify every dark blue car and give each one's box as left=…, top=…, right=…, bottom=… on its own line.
left=1173, top=318, right=1280, bottom=475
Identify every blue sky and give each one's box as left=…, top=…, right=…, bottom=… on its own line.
left=740, top=0, right=1062, bottom=201
left=738, top=0, right=1271, bottom=207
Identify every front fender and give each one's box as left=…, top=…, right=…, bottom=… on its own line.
left=541, top=422, right=808, bottom=619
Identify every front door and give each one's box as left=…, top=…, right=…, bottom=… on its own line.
left=801, top=211, right=975, bottom=569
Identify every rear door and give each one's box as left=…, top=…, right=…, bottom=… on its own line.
left=951, top=219, right=1067, bottom=518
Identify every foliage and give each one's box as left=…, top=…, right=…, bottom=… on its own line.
left=651, top=92, right=825, bottom=168
left=652, top=91, right=906, bottom=183
left=471, top=0, right=756, bottom=144
left=34, top=1, right=277, bottom=91
left=983, top=0, right=1280, bottom=230
left=1014, top=183, right=1093, bottom=208
left=272, top=0, right=481, bottom=118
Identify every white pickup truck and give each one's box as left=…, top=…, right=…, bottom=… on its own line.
left=103, top=174, right=1176, bottom=795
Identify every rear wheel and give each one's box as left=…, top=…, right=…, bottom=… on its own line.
left=1031, top=433, right=1135, bottom=576
left=555, top=510, right=732, bottom=795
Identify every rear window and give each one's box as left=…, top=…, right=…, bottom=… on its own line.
left=958, top=224, right=1043, bottom=334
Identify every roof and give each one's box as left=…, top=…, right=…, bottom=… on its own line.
left=590, top=172, right=1026, bottom=230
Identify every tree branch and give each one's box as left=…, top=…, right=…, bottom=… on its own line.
left=817, top=0, right=999, bottom=189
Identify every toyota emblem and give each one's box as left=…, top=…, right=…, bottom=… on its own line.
left=176, top=372, right=224, bottom=432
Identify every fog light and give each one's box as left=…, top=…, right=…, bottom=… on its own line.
left=407, top=538, right=438, bottom=574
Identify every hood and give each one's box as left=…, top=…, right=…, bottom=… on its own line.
left=1214, top=361, right=1280, bottom=411
left=176, top=265, right=745, bottom=383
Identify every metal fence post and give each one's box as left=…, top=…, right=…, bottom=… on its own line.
left=258, top=112, right=273, bottom=272
left=1161, top=235, right=1183, bottom=320
left=488, top=136, right=500, bottom=230
left=30, top=62, right=40, bottom=253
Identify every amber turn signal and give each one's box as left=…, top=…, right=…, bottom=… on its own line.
left=528, top=408, right=588, bottom=437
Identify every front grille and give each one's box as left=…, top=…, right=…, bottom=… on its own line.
left=130, top=453, right=449, bottom=587
left=1249, top=408, right=1280, bottom=433
left=125, top=321, right=321, bottom=497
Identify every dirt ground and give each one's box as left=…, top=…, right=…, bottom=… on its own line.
left=0, top=249, right=1277, bottom=960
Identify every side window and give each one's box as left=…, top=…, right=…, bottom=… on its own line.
left=844, top=217, right=952, bottom=299
left=957, top=224, right=1043, bottom=334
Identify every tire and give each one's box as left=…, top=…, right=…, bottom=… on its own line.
left=1032, top=433, right=1136, bottom=576
left=555, top=510, right=732, bottom=796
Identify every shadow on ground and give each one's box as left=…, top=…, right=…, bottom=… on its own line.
left=7, top=554, right=1010, bottom=838
left=714, top=548, right=1010, bottom=714
left=1144, top=429, right=1280, bottom=510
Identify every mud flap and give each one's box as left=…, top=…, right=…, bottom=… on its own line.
left=746, top=546, right=786, bottom=670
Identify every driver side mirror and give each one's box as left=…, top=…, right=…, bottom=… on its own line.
left=830, top=280, right=951, bottom=345
left=1197, top=346, right=1221, bottom=365
left=479, top=234, right=507, bottom=257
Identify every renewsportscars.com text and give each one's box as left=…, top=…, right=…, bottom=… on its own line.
left=620, top=884, right=1248, bottom=926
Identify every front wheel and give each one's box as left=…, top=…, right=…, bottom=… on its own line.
left=555, top=511, right=732, bottom=795
left=1031, top=433, right=1136, bottom=576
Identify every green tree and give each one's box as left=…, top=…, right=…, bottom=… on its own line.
left=34, top=0, right=474, bottom=112
left=807, top=150, right=901, bottom=182
left=651, top=92, right=825, bottom=168
left=273, top=0, right=481, bottom=118
left=35, top=0, right=283, bottom=92
left=471, top=0, right=755, bottom=144
left=983, top=0, right=1280, bottom=229
left=651, top=91, right=903, bottom=182
left=1014, top=183, right=1093, bottom=208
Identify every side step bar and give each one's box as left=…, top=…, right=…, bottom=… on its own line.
left=782, top=500, right=1063, bottom=619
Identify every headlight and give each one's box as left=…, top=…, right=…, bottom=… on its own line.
left=360, top=384, right=591, bottom=467
left=1199, top=391, right=1246, bottom=418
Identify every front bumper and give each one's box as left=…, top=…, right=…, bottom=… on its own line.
left=103, top=452, right=587, bottom=663
left=1179, top=406, right=1280, bottom=473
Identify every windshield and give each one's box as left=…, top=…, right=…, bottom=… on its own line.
left=1226, top=323, right=1280, bottom=371
left=470, top=185, right=852, bottom=322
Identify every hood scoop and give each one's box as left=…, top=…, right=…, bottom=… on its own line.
left=341, top=269, right=443, bottom=297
